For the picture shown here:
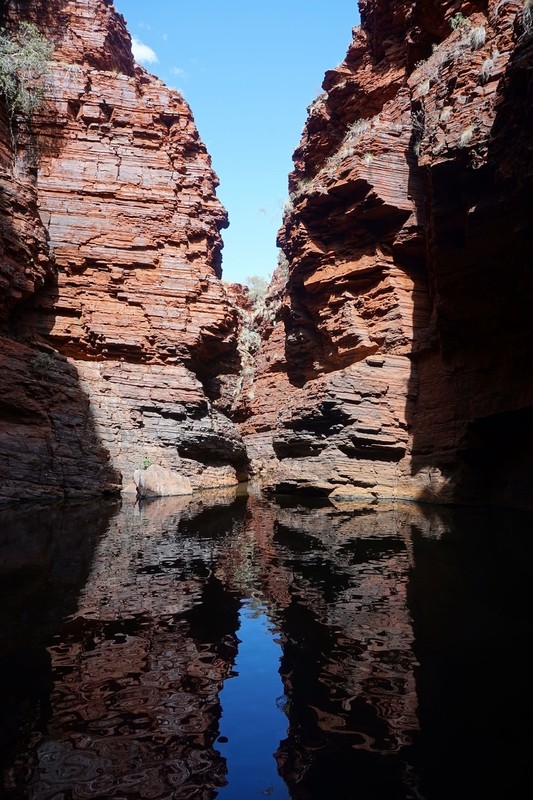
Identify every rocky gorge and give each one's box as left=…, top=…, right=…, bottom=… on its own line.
left=1, top=0, right=532, bottom=508
left=0, top=0, right=246, bottom=502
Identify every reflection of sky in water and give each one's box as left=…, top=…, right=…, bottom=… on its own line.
left=216, top=601, right=289, bottom=799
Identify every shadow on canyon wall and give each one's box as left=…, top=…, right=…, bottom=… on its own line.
left=0, top=270, right=122, bottom=503
left=272, top=6, right=532, bottom=510
left=0, top=115, right=122, bottom=502
left=408, top=30, right=533, bottom=508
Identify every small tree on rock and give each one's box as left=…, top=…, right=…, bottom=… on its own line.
left=0, top=21, right=52, bottom=126
left=245, top=275, right=269, bottom=303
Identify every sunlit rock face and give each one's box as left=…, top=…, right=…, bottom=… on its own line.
left=243, top=0, right=533, bottom=507
left=0, top=0, right=246, bottom=502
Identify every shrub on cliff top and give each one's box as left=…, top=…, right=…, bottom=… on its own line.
left=0, top=21, right=52, bottom=123
left=450, top=12, right=470, bottom=31
left=245, top=275, right=269, bottom=303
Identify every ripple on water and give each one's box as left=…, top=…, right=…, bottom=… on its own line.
left=1, top=496, right=531, bottom=799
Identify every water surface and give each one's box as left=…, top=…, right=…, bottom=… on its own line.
left=0, top=492, right=531, bottom=799
left=216, top=600, right=288, bottom=799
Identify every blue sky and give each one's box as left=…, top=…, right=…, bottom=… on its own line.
left=113, top=1, right=359, bottom=284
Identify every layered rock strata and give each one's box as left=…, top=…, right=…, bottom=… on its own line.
left=2, top=0, right=532, bottom=507
left=243, top=0, right=533, bottom=506
left=0, top=0, right=246, bottom=502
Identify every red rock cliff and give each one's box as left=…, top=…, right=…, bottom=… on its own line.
left=0, top=0, right=246, bottom=502
left=243, top=0, right=533, bottom=507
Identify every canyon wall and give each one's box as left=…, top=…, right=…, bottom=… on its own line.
left=0, top=0, right=246, bottom=502
left=2, top=0, right=532, bottom=507
left=243, top=0, right=533, bottom=507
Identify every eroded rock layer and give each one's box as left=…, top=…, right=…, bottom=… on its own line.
left=0, top=0, right=245, bottom=502
left=243, top=0, right=533, bottom=507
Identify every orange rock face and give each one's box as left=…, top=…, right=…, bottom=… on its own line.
left=243, top=0, right=533, bottom=506
left=0, top=0, right=245, bottom=502
left=2, top=0, right=532, bottom=506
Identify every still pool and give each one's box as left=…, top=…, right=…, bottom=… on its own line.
left=0, top=490, right=531, bottom=799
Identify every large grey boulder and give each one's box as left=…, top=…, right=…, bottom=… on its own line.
left=134, top=465, right=193, bottom=498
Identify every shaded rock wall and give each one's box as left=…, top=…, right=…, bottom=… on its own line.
left=0, top=0, right=246, bottom=502
left=243, top=0, right=533, bottom=507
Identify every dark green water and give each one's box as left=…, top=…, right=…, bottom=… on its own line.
left=0, top=491, right=531, bottom=799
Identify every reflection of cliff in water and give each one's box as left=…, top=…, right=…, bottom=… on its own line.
left=408, top=506, right=533, bottom=800
left=267, top=500, right=421, bottom=799
left=0, top=492, right=531, bottom=799
left=0, top=498, right=121, bottom=798
left=19, top=491, right=246, bottom=800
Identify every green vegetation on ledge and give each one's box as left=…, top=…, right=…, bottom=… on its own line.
left=0, top=21, right=52, bottom=124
